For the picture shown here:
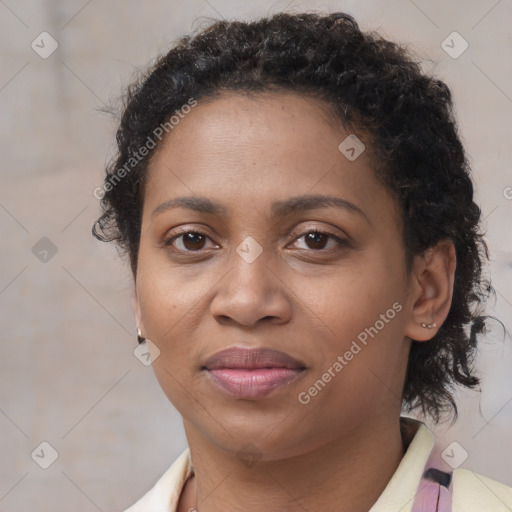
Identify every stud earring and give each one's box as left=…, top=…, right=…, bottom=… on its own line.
left=137, top=328, right=146, bottom=344
left=420, top=322, right=437, bottom=329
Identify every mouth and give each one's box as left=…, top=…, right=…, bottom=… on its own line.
left=202, top=346, right=307, bottom=400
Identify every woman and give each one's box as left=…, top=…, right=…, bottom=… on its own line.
left=92, top=11, right=511, bottom=512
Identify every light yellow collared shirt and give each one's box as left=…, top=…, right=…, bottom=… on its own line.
left=124, top=418, right=512, bottom=511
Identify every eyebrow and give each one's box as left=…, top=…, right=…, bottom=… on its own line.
left=151, top=194, right=371, bottom=225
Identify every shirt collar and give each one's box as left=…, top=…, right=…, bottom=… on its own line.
left=125, top=416, right=434, bottom=512
left=369, top=417, right=435, bottom=512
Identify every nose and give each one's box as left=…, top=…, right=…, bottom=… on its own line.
left=209, top=244, right=293, bottom=328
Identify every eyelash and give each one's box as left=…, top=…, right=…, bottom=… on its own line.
left=163, top=227, right=349, bottom=254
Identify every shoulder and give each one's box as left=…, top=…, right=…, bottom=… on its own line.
left=452, top=468, right=512, bottom=511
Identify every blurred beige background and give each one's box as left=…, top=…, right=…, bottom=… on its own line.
left=1, top=0, right=511, bottom=510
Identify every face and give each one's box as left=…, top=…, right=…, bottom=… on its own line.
left=132, top=92, right=425, bottom=460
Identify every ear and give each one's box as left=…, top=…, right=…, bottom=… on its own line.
left=404, top=238, right=456, bottom=342
left=132, top=286, right=144, bottom=334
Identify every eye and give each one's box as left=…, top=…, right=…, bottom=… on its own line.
left=163, top=227, right=349, bottom=255
left=289, top=228, right=349, bottom=253
left=164, top=227, right=218, bottom=252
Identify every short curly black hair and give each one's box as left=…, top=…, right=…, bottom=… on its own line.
left=93, top=11, right=501, bottom=423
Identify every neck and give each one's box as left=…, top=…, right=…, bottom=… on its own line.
left=179, top=415, right=407, bottom=512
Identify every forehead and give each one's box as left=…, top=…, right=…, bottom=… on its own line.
left=142, top=92, right=399, bottom=229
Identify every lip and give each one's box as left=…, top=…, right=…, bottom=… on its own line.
left=203, top=346, right=306, bottom=370
left=202, top=346, right=306, bottom=399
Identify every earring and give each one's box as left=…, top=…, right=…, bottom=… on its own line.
left=420, top=322, right=437, bottom=329
left=137, top=328, right=146, bottom=344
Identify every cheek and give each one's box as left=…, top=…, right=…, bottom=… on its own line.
left=300, top=254, right=407, bottom=375
left=136, top=278, right=197, bottom=390
left=136, top=259, right=207, bottom=335
left=298, top=254, right=397, bottom=334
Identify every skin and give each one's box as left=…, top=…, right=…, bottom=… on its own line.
left=132, top=92, right=456, bottom=512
